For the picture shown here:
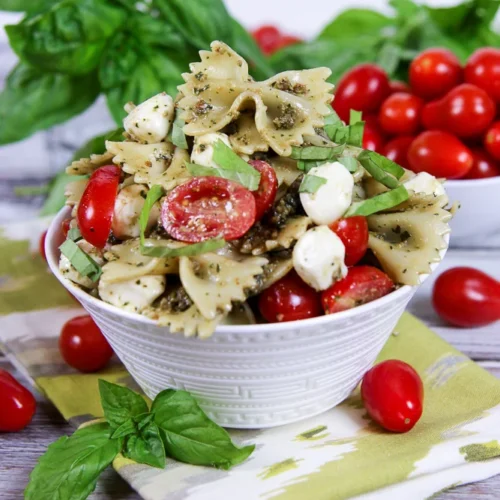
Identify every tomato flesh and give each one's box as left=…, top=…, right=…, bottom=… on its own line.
left=378, top=92, right=423, bottom=136
left=329, top=217, right=368, bottom=267
left=321, top=266, right=393, bottom=314
left=432, top=267, right=500, bottom=328
left=361, top=360, right=424, bottom=433
left=465, top=48, right=500, bottom=103
left=59, top=315, right=114, bottom=373
left=362, top=123, right=385, bottom=153
left=249, top=160, right=278, bottom=221
left=77, top=165, right=121, bottom=248
left=464, top=149, right=500, bottom=179
left=258, top=271, right=322, bottom=323
left=162, top=176, right=256, bottom=242
left=484, top=121, right=500, bottom=161
left=382, top=136, right=414, bottom=170
left=61, top=218, right=71, bottom=238
left=39, top=230, right=47, bottom=261
left=389, top=80, right=410, bottom=94
left=0, top=369, right=36, bottom=432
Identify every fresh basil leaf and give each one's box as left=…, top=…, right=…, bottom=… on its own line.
left=211, top=140, right=261, bottom=191
left=59, top=239, right=102, bottom=282
left=299, top=174, right=327, bottom=194
left=186, top=162, right=260, bottom=191
left=154, top=0, right=233, bottom=50
left=297, top=160, right=327, bottom=173
left=141, top=238, right=226, bottom=258
left=132, top=11, right=186, bottom=51
left=359, top=150, right=405, bottom=179
left=377, top=42, right=402, bottom=75
left=139, top=185, right=164, bottom=247
left=14, top=185, right=50, bottom=197
left=151, top=389, right=254, bottom=469
left=67, top=227, right=82, bottom=242
left=25, top=422, right=122, bottom=500
left=99, top=380, right=149, bottom=430
left=111, top=419, right=137, bottom=440
left=291, top=144, right=345, bottom=161
left=123, top=420, right=166, bottom=469
left=349, top=110, right=363, bottom=125
left=168, top=110, right=188, bottom=150
left=6, top=0, right=126, bottom=75
left=323, top=111, right=344, bottom=138
left=338, top=157, right=358, bottom=173
left=346, top=185, right=409, bottom=217
left=0, top=63, right=99, bottom=145
left=0, top=0, right=53, bottom=12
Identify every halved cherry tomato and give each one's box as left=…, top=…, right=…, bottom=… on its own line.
left=433, top=267, right=500, bottom=328
left=0, top=369, right=36, bottom=432
left=382, top=136, right=414, bottom=170
left=409, top=48, right=462, bottom=99
left=465, top=48, right=500, bottom=103
left=361, top=360, right=424, bottom=433
left=407, top=131, right=473, bottom=179
left=59, top=315, right=114, bottom=373
left=77, top=165, right=121, bottom=248
left=362, top=123, right=385, bottom=153
left=249, top=160, right=278, bottom=220
left=329, top=217, right=369, bottom=267
left=162, top=177, right=256, bottom=242
left=321, top=266, right=393, bottom=314
left=39, top=230, right=47, bottom=261
left=252, top=25, right=282, bottom=55
left=378, top=92, right=423, bottom=136
left=484, top=121, right=500, bottom=160
left=389, top=80, right=410, bottom=94
left=258, top=271, right=322, bottom=323
left=464, top=149, right=500, bottom=179
left=61, top=218, right=71, bottom=238
left=332, top=64, right=390, bottom=123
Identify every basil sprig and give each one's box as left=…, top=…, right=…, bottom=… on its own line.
left=59, top=238, right=102, bottom=282
left=26, top=381, right=254, bottom=500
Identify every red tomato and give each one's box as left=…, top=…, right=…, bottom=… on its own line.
left=59, top=315, right=114, bottom=373
left=465, top=48, right=500, bottom=103
left=464, top=148, right=500, bottom=179
left=0, top=369, right=36, bottom=432
left=484, top=121, right=500, bottom=160
left=61, top=218, right=71, bottom=238
left=249, top=160, right=278, bottom=220
left=332, top=64, right=390, bottom=123
left=252, top=25, right=282, bottom=55
left=389, top=80, right=410, bottom=94
left=421, top=84, right=496, bottom=138
left=77, top=165, right=120, bottom=248
left=433, top=267, right=500, bottom=328
left=361, top=360, right=424, bottom=433
left=39, top=230, right=47, bottom=261
left=329, top=217, right=369, bottom=267
left=409, top=48, right=462, bottom=99
left=321, top=266, right=393, bottom=314
left=407, top=131, right=473, bottom=178
left=378, top=92, right=423, bottom=136
left=362, top=123, right=385, bottom=153
left=275, top=34, right=301, bottom=51
left=258, top=271, right=322, bottom=323
left=162, top=177, right=256, bottom=242
left=382, top=136, right=414, bottom=170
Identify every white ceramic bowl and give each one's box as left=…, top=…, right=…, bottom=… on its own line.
left=445, top=177, right=500, bottom=248
left=46, top=207, right=448, bottom=428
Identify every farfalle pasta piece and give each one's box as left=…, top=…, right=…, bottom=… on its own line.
left=154, top=147, right=191, bottom=192
left=179, top=253, right=268, bottom=320
left=367, top=194, right=451, bottom=285
left=258, top=255, right=294, bottom=292
left=106, top=141, right=174, bottom=185
left=177, top=41, right=334, bottom=156
left=269, top=156, right=302, bottom=187
left=64, top=178, right=88, bottom=206
left=66, top=151, right=114, bottom=175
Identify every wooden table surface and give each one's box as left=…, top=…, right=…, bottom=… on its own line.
left=1, top=248, right=499, bottom=499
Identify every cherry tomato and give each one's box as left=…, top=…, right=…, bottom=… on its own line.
left=464, top=148, right=500, bottom=179
left=433, top=267, right=500, bottom=328
left=0, top=369, right=36, bottom=432
left=409, top=48, right=462, bottom=99
left=249, top=160, right=278, bottom=220
left=332, top=64, right=390, bottom=123
left=465, top=48, right=500, bottom=103
left=421, top=84, right=496, bottom=138
left=484, top=121, right=500, bottom=160
left=382, top=136, right=414, bottom=170
left=61, top=218, right=71, bottom=238
left=39, top=230, right=47, bottom=261
left=362, top=123, right=385, bottom=153
left=378, top=92, right=423, bottom=136
left=252, top=25, right=282, bottom=55
left=275, top=34, right=301, bottom=51
left=407, top=131, right=473, bottom=179
left=361, top=360, right=424, bottom=433
left=258, top=271, right=322, bottom=323
left=77, top=165, right=120, bottom=248
left=59, top=315, right=114, bottom=373
left=321, top=266, right=393, bottom=315
left=389, top=80, right=410, bottom=94
left=162, top=177, right=256, bottom=242
left=329, top=217, right=369, bottom=267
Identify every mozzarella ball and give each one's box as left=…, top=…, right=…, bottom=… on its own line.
left=404, top=172, right=446, bottom=198
left=99, top=276, right=166, bottom=313
left=293, top=225, right=347, bottom=291
left=124, top=93, right=174, bottom=143
left=300, top=162, right=354, bottom=225
left=191, top=132, right=231, bottom=168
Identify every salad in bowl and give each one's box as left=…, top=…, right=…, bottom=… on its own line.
left=57, top=41, right=451, bottom=339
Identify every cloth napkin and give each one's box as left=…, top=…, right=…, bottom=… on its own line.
left=2, top=218, right=500, bottom=500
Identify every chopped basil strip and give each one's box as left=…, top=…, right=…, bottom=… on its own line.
left=345, top=185, right=409, bottom=217
left=299, top=174, right=327, bottom=194
left=211, top=140, right=261, bottom=191
left=323, top=111, right=344, bottom=139
left=139, top=185, right=164, bottom=246
left=349, top=110, right=363, bottom=125
left=322, top=110, right=364, bottom=147
left=357, top=151, right=401, bottom=189
left=359, top=150, right=404, bottom=179
left=338, top=157, right=358, bottom=172
left=59, top=239, right=102, bottom=282
left=186, top=161, right=260, bottom=191
left=168, top=110, right=188, bottom=150
left=297, top=159, right=327, bottom=173
left=67, top=227, right=82, bottom=242
left=291, top=144, right=345, bottom=161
